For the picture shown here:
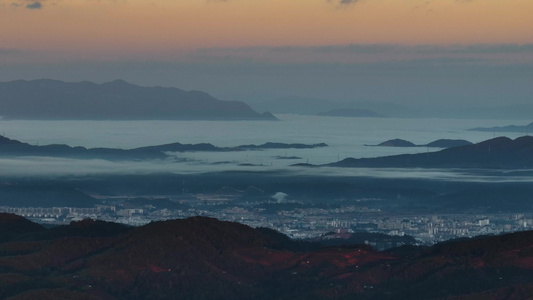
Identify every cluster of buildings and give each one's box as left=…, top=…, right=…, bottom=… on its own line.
left=2, top=199, right=533, bottom=245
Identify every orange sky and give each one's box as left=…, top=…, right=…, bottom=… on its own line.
left=1, top=0, right=532, bottom=60
left=0, top=1, right=532, bottom=116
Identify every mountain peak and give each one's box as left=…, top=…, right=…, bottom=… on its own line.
left=377, top=139, right=415, bottom=147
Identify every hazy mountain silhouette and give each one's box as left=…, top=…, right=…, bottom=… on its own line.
left=469, top=121, right=533, bottom=133
left=317, top=108, right=386, bottom=118
left=330, top=136, right=533, bottom=169
left=0, top=134, right=167, bottom=160
left=251, top=96, right=533, bottom=119
left=138, top=141, right=328, bottom=152
left=0, top=79, right=277, bottom=120
left=425, top=139, right=472, bottom=148
left=373, top=138, right=416, bottom=147
left=3, top=214, right=533, bottom=299
left=250, top=95, right=409, bottom=116
left=368, top=138, right=472, bottom=148
left=0, top=134, right=327, bottom=161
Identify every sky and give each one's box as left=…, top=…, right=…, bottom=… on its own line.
left=1, top=0, right=532, bottom=115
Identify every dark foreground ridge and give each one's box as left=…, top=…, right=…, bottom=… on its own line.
left=0, top=135, right=327, bottom=161
left=329, top=136, right=533, bottom=169
left=2, top=213, right=533, bottom=299
left=0, top=79, right=277, bottom=120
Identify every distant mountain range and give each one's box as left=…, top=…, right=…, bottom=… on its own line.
left=249, top=95, right=407, bottom=117
left=317, top=108, right=387, bottom=118
left=368, top=138, right=472, bottom=148
left=328, top=136, right=533, bottom=169
left=248, top=95, right=533, bottom=119
left=469, top=121, right=533, bottom=133
left=3, top=214, right=533, bottom=299
left=0, top=79, right=276, bottom=120
left=0, top=135, right=327, bottom=161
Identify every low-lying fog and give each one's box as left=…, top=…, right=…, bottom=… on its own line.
left=0, top=115, right=531, bottom=182
left=2, top=155, right=533, bottom=183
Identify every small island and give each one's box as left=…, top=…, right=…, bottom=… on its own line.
left=0, top=135, right=327, bottom=161
left=329, top=136, right=533, bottom=169
left=367, top=138, right=472, bottom=148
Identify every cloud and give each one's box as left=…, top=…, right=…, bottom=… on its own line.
left=6, top=0, right=45, bottom=9
left=339, top=0, right=360, bottom=4
left=313, top=44, right=533, bottom=54
left=328, top=0, right=361, bottom=6
left=312, top=44, right=402, bottom=54
left=195, top=44, right=533, bottom=55
left=0, top=157, right=529, bottom=183
left=25, top=1, right=41, bottom=9
left=454, top=44, right=533, bottom=54
left=272, top=192, right=288, bottom=203
left=189, top=43, right=533, bottom=66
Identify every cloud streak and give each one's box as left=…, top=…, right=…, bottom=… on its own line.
left=338, top=0, right=360, bottom=4
left=6, top=0, right=44, bottom=9
left=25, top=1, right=41, bottom=9
left=196, top=44, right=533, bottom=55
left=328, top=0, right=361, bottom=6
left=188, top=43, right=533, bottom=66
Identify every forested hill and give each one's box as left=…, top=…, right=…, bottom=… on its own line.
left=3, top=214, right=533, bottom=299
